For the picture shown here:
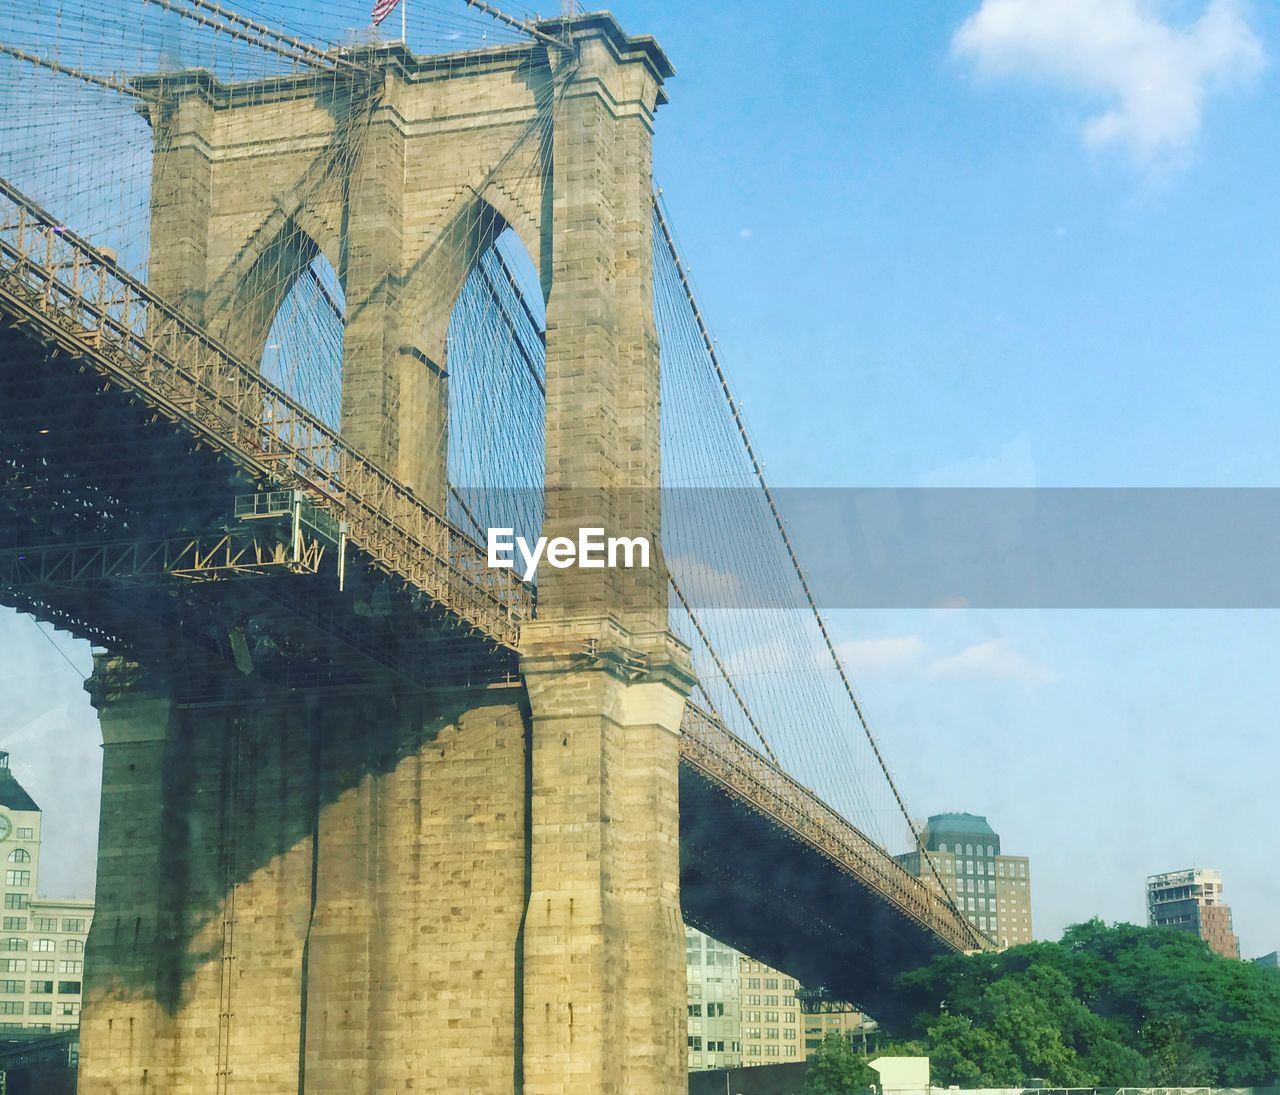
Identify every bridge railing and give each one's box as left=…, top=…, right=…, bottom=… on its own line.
left=680, top=704, right=989, bottom=953
left=0, top=176, right=532, bottom=648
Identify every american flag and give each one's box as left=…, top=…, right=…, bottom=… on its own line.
left=372, top=0, right=401, bottom=26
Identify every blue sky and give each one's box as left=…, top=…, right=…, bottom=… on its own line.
left=4, top=0, right=1279, bottom=959
left=614, top=0, right=1280, bottom=955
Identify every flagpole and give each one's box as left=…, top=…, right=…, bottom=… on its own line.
left=401, top=0, right=407, bottom=44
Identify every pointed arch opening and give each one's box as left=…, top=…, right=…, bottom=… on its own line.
left=259, top=249, right=345, bottom=433
left=444, top=225, right=546, bottom=560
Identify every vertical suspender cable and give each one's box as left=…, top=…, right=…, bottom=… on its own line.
left=652, top=191, right=970, bottom=937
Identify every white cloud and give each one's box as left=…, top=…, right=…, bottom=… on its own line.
left=668, top=554, right=743, bottom=603
left=953, top=0, right=1265, bottom=163
left=929, top=638, right=1056, bottom=685
left=836, top=635, right=928, bottom=674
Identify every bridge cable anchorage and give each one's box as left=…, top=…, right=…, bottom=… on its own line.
left=138, top=0, right=359, bottom=73
left=462, top=0, right=573, bottom=51
left=668, top=575, right=780, bottom=766
left=651, top=191, right=964, bottom=926
left=0, top=44, right=142, bottom=99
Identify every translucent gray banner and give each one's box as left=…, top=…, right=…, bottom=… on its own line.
left=459, top=488, right=1280, bottom=608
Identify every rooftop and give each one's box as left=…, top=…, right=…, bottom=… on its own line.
left=0, top=752, right=39, bottom=813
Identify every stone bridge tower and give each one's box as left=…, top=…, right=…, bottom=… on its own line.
left=77, top=13, right=695, bottom=1094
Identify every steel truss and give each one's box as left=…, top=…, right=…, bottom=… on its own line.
left=0, top=176, right=530, bottom=647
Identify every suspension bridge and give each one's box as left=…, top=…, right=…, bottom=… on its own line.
left=0, top=2, right=988, bottom=1091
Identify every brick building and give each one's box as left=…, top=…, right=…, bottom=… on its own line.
left=1147, top=868, right=1240, bottom=959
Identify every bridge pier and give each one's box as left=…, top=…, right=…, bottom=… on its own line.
left=80, top=658, right=535, bottom=1093
left=520, top=622, right=693, bottom=1095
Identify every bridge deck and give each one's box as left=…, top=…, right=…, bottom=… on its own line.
left=680, top=706, right=983, bottom=1017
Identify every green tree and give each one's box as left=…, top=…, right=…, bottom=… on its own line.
left=887, top=919, right=1280, bottom=1086
left=804, top=1030, right=877, bottom=1095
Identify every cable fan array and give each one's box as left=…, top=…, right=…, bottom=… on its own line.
left=0, top=0, right=941, bottom=872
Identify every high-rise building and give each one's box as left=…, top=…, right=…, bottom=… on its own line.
left=684, top=928, right=867, bottom=1072
left=1147, top=868, right=1240, bottom=959
left=685, top=927, right=742, bottom=1071
left=897, top=812, right=1033, bottom=949
left=0, top=751, right=94, bottom=1034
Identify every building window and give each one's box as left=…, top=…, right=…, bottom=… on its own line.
left=32, top=918, right=56, bottom=932
left=966, top=844, right=973, bottom=856
left=707, top=1002, right=724, bottom=1017
left=62, top=919, right=86, bottom=934
left=58, top=962, right=82, bottom=974
left=0, top=961, right=24, bottom=973
left=782, top=978, right=795, bottom=989
left=32, top=940, right=55, bottom=953
left=765, top=1045, right=780, bottom=1057
left=0, top=919, right=24, bottom=932
left=0, top=981, right=21, bottom=994
left=30, top=962, right=53, bottom=974
left=746, top=1045, right=761, bottom=1057
left=786, top=1045, right=797, bottom=1057
left=3, top=895, right=28, bottom=910
left=687, top=1036, right=702, bottom=1051
left=4, top=872, right=29, bottom=888
left=765, top=1028, right=779, bottom=1040
left=0, top=1002, right=21, bottom=1015
left=1, top=939, right=26, bottom=952
left=64, top=941, right=84, bottom=954
left=57, top=981, right=81, bottom=995
left=28, top=1002, right=51, bottom=1016
left=29, top=981, right=52, bottom=994
left=15, top=830, right=31, bottom=841
left=5, top=851, right=28, bottom=864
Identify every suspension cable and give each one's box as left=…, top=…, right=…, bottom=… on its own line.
left=651, top=189, right=957, bottom=910
left=462, top=0, right=571, bottom=51
left=173, top=0, right=369, bottom=73
left=139, top=0, right=355, bottom=72
left=669, top=575, right=780, bottom=765
left=0, top=43, right=142, bottom=98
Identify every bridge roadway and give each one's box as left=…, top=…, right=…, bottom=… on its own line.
left=0, top=175, right=986, bottom=1021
